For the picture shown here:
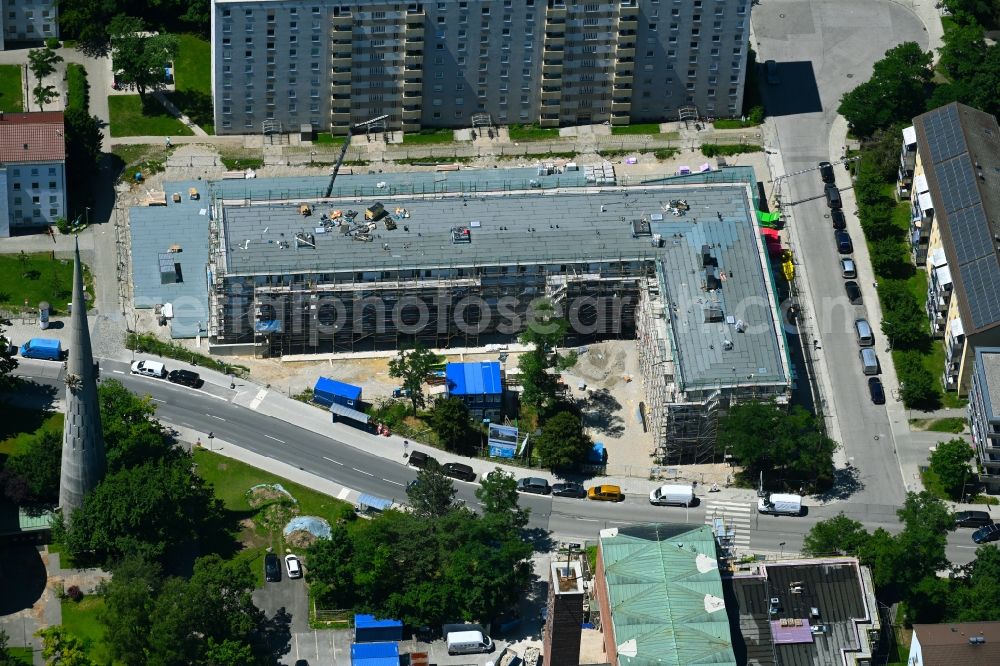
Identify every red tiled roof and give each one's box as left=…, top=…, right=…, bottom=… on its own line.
left=0, top=111, right=66, bottom=163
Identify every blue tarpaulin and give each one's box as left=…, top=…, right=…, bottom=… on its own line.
left=445, top=361, right=502, bottom=396
left=588, top=442, right=606, bottom=464
left=351, top=642, right=399, bottom=666
left=255, top=320, right=283, bottom=333
left=356, top=494, right=392, bottom=511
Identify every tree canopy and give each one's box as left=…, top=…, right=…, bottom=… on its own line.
left=427, top=398, right=474, bottom=453
left=476, top=468, right=530, bottom=532
left=518, top=299, right=569, bottom=414
left=927, top=438, right=974, bottom=500
left=0, top=429, right=61, bottom=509
left=60, top=0, right=209, bottom=52
left=837, top=42, right=933, bottom=137
left=717, top=401, right=836, bottom=490
left=405, top=463, right=459, bottom=519
left=533, top=410, right=592, bottom=470
left=36, top=627, right=93, bottom=666
left=388, top=344, right=442, bottom=415
left=109, top=16, right=179, bottom=100
left=0, top=318, right=18, bottom=381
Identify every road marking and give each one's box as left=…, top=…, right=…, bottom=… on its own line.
left=704, top=500, right=754, bottom=548
left=264, top=434, right=285, bottom=443
left=151, top=398, right=166, bottom=403
left=352, top=467, right=374, bottom=477
left=576, top=517, right=599, bottom=522
left=179, top=422, right=193, bottom=428
left=112, top=370, right=124, bottom=374
left=249, top=387, right=268, bottom=410
left=322, top=456, right=343, bottom=465
left=382, top=479, right=403, bottom=486
left=207, top=414, right=225, bottom=421
left=337, top=488, right=352, bottom=500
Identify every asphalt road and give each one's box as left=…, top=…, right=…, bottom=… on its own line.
left=13, top=357, right=986, bottom=565
left=753, top=0, right=930, bottom=506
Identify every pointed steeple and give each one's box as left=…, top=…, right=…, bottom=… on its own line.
left=59, top=238, right=105, bottom=518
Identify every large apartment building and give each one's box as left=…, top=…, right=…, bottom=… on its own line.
left=210, top=0, right=752, bottom=135
left=0, top=0, right=59, bottom=49
left=0, top=111, right=66, bottom=237
left=969, top=347, right=1000, bottom=492
left=903, top=103, right=1000, bottom=395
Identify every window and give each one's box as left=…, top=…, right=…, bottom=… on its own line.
left=31, top=182, right=39, bottom=189
left=12, top=182, right=19, bottom=191
left=49, top=195, right=57, bottom=203
left=48, top=181, right=56, bottom=189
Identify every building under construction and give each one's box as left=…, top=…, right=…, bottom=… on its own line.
left=202, top=165, right=791, bottom=463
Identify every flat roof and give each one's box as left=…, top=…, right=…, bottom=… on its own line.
left=975, top=347, right=1000, bottom=421
left=218, top=178, right=787, bottom=390
left=726, top=560, right=872, bottom=666
left=446, top=361, right=502, bottom=396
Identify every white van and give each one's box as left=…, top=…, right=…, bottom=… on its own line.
left=859, top=348, right=879, bottom=375
left=648, top=484, right=695, bottom=507
left=855, top=319, right=874, bottom=347
left=446, top=630, right=493, bottom=656
left=757, top=493, right=803, bottom=516
left=130, top=360, right=167, bottom=378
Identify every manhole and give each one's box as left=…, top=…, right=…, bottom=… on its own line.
left=847, top=73, right=854, bottom=78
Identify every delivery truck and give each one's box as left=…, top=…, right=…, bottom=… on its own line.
left=648, top=484, right=695, bottom=507
left=757, top=493, right=803, bottom=516
left=19, top=338, right=63, bottom=361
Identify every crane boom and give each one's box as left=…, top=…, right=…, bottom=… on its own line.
left=324, top=114, right=389, bottom=198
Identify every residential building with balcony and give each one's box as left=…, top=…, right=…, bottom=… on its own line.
left=0, top=0, right=59, bottom=49
left=969, top=348, right=1000, bottom=492
left=897, top=124, right=916, bottom=199
left=211, top=0, right=752, bottom=135
left=909, top=103, right=1000, bottom=395
left=0, top=111, right=66, bottom=238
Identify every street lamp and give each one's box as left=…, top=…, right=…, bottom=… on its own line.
left=779, top=541, right=786, bottom=559
left=207, top=431, right=215, bottom=451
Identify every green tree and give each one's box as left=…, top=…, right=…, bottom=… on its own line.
left=802, top=514, right=870, bottom=557
left=1, top=429, right=62, bottom=508
left=32, top=83, right=59, bottom=111
left=0, top=628, right=24, bottom=666
left=35, top=626, right=93, bottom=666
left=948, top=546, right=1000, bottom=621
left=838, top=42, right=933, bottom=137
left=476, top=468, right=530, bottom=532
left=405, top=464, right=459, bottom=519
left=943, top=0, right=1000, bottom=28
left=869, top=238, right=905, bottom=279
left=388, top=344, right=441, bottom=415
left=109, top=16, right=179, bottom=101
left=27, top=46, right=62, bottom=82
left=896, top=351, right=941, bottom=409
left=98, top=556, right=161, bottom=664
left=519, top=299, right=569, bottom=413
left=99, top=379, right=174, bottom=472
left=0, top=318, right=17, bottom=381
left=427, top=398, right=473, bottom=453
left=307, top=525, right=358, bottom=607
left=928, top=438, right=974, bottom=499
left=58, top=455, right=222, bottom=567
left=205, top=638, right=256, bottom=666
left=534, top=410, right=591, bottom=470
left=939, top=20, right=988, bottom=81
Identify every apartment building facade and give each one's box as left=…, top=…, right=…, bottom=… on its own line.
left=211, top=0, right=752, bottom=135
left=1, top=0, right=59, bottom=49
left=905, top=103, right=1000, bottom=395
left=0, top=111, right=66, bottom=237
left=969, top=348, right=1000, bottom=492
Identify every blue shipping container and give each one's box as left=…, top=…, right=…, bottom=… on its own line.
left=313, top=377, right=363, bottom=408
left=354, top=614, right=403, bottom=643
left=351, top=642, right=399, bottom=666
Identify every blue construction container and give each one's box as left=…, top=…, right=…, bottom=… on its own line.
left=354, top=615, right=403, bottom=643
left=351, top=642, right=399, bottom=666
left=313, top=377, right=362, bottom=409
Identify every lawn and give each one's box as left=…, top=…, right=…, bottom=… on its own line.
left=0, top=64, right=23, bottom=113
left=166, top=34, right=214, bottom=134
left=908, top=417, right=967, bottom=434
left=610, top=123, right=663, bottom=136
left=402, top=128, right=456, bottom=145
left=108, top=95, right=193, bottom=137
left=314, top=133, right=338, bottom=144
left=712, top=118, right=760, bottom=129
left=0, top=252, right=93, bottom=315
left=61, top=596, right=112, bottom=665
left=5, top=648, right=31, bottom=665
left=508, top=124, right=560, bottom=142
left=0, top=410, right=62, bottom=456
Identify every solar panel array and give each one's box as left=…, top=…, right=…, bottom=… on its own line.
left=937, top=157, right=982, bottom=215
left=962, top=255, right=1000, bottom=331
left=923, top=104, right=964, bottom=163
left=947, top=206, right=992, bottom=265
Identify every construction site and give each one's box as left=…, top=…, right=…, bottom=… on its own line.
left=130, top=161, right=792, bottom=463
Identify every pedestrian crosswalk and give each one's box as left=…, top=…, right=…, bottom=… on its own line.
left=703, top=499, right=754, bottom=549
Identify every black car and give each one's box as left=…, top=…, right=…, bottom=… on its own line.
left=517, top=477, right=552, bottom=494
left=441, top=462, right=477, bottom=482
left=830, top=209, right=846, bottom=229
left=867, top=377, right=885, bottom=405
left=835, top=229, right=853, bottom=254
left=955, top=510, right=993, bottom=529
left=845, top=281, right=863, bottom=305
left=551, top=482, right=587, bottom=499
left=825, top=183, right=843, bottom=209
left=407, top=450, right=438, bottom=470
left=972, top=523, right=1000, bottom=544
left=819, top=161, right=835, bottom=184
left=264, top=552, right=281, bottom=582
left=167, top=369, right=203, bottom=388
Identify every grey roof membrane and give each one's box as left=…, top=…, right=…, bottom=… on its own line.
left=976, top=348, right=1000, bottom=421
left=130, top=182, right=211, bottom=338
left=221, top=180, right=788, bottom=390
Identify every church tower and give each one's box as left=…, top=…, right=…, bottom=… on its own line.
left=58, top=238, right=106, bottom=517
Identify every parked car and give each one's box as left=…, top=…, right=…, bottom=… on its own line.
left=407, top=450, right=438, bottom=470
left=955, top=510, right=993, bottom=529
left=830, top=208, right=846, bottom=229
left=845, top=280, right=863, bottom=305
left=867, top=377, right=885, bottom=405
left=835, top=229, right=853, bottom=254
left=551, top=482, right=587, bottom=499
left=765, top=59, right=779, bottom=85
left=972, top=523, right=1000, bottom=544
left=587, top=485, right=624, bottom=502
left=131, top=360, right=167, bottom=378
left=516, top=477, right=552, bottom=495
left=167, top=369, right=203, bottom=387
left=819, top=161, right=835, bottom=183
left=825, top=183, right=843, bottom=209
left=284, top=554, right=302, bottom=579
left=841, top=257, right=857, bottom=278
left=441, top=462, right=477, bottom=482
left=264, top=552, right=281, bottom=582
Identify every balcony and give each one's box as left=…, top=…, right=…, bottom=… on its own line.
left=403, top=79, right=422, bottom=93
left=546, top=6, right=567, bottom=19
left=543, top=60, right=563, bottom=76
left=331, top=110, right=350, bottom=123
left=402, top=106, right=421, bottom=118
left=540, top=115, right=560, bottom=127
left=618, top=18, right=638, bottom=31
left=331, top=83, right=350, bottom=96
left=612, top=99, right=631, bottom=112
left=545, top=34, right=565, bottom=47
left=616, top=46, right=635, bottom=59
left=331, top=15, right=352, bottom=28
left=331, top=56, right=351, bottom=68
left=541, top=87, right=560, bottom=100
left=330, top=69, right=351, bottom=82
left=405, top=54, right=423, bottom=67
left=614, top=74, right=633, bottom=86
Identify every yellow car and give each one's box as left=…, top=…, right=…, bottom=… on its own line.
left=587, top=485, right=624, bottom=502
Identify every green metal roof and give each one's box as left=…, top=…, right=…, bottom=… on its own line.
left=599, top=524, right=737, bottom=666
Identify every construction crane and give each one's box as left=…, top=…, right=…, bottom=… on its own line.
left=325, top=114, right=390, bottom=198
